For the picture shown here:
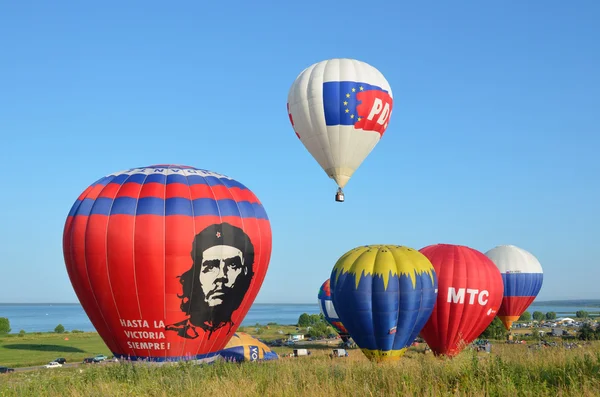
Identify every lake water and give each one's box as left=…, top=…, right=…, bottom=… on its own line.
left=527, top=304, right=600, bottom=316
left=0, top=303, right=597, bottom=334
left=0, top=303, right=321, bottom=334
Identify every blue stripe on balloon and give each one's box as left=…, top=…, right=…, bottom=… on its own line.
left=69, top=197, right=268, bottom=219
left=112, top=351, right=221, bottom=363
left=319, top=297, right=338, bottom=323
left=99, top=173, right=247, bottom=189
left=111, top=349, right=278, bottom=363
left=502, top=273, right=543, bottom=297
left=91, top=176, right=114, bottom=187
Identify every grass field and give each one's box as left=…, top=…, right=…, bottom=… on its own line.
left=2, top=326, right=600, bottom=396
left=0, top=332, right=112, bottom=368
left=0, top=324, right=315, bottom=368
left=1, top=338, right=599, bottom=396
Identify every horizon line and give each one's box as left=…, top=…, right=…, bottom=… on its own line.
left=0, top=302, right=322, bottom=305
left=1, top=299, right=599, bottom=305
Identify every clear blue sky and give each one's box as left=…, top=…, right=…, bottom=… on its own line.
left=1, top=1, right=598, bottom=304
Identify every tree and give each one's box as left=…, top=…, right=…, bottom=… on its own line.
left=308, top=314, right=322, bottom=325
left=576, top=310, right=589, bottom=319
left=545, top=312, right=556, bottom=320
left=54, top=324, right=65, bottom=333
left=519, top=311, right=531, bottom=321
left=297, top=313, right=311, bottom=327
left=0, top=317, right=11, bottom=334
left=479, top=317, right=509, bottom=340
left=578, top=324, right=598, bottom=341
left=533, top=311, right=545, bottom=321
left=297, top=313, right=326, bottom=328
left=307, top=322, right=331, bottom=338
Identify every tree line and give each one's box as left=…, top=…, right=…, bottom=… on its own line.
left=0, top=317, right=75, bottom=335
left=518, top=310, right=592, bottom=322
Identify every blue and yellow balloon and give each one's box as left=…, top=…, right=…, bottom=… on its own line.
left=330, top=245, right=438, bottom=362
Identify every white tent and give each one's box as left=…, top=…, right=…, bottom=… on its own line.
left=556, top=317, right=575, bottom=323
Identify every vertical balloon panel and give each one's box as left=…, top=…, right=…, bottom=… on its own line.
left=63, top=165, right=272, bottom=361
left=63, top=179, right=121, bottom=354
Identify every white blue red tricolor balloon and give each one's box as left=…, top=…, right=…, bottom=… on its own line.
left=484, top=245, right=544, bottom=330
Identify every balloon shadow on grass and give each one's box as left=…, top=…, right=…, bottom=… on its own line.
left=2, top=344, right=85, bottom=353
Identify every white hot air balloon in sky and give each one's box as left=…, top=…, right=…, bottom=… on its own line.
left=484, top=245, right=544, bottom=330
left=287, top=58, right=394, bottom=202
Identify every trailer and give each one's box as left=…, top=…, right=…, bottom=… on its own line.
left=330, top=348, right=349, bottom=358
left=293, top=349, right=310, bottom=357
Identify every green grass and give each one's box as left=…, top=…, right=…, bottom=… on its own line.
left=1, top=341, right=599, bottom=396
left=0, top=332, right=111, bottom=368
left=0, top=323, right=325, bottom=368
left=3, top=327, right=599, bottom=396
left=236, top=323, right=303, bottom=341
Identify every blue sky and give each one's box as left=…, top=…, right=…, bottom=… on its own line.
left=1, top=1, right=598, bottom=304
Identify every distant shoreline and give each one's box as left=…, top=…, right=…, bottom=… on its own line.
left=0, top=302, right=320, bottom=306
left=529, top=300, right=600, bottom=308
left=1, top=300, right=600, bottom=308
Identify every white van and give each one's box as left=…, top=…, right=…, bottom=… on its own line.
left=293, top=349, right=310, bottom=357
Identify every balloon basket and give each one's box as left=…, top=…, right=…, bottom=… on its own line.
left=335, top=188, right=345, bottom=202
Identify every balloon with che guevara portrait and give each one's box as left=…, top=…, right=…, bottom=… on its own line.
left=62, top=164, right=272, bottom=361
left=287, top=58, right=394, bottom=202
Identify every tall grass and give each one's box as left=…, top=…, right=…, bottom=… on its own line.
left=1, top=343, right=599, bottom=396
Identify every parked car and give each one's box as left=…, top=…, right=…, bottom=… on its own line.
left=45, top=362, right=62, bottom=369
left=93, top=354, right=108, bottom=362
left=0, top=366, right=15, bottom=374
left=54, top=358, right=67, bottom=364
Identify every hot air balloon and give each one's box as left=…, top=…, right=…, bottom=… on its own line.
left=484, top=245, right=543, bottom=330
left=318, top=279, right=350, bottom=342
left=62, top=165, right=272, bottom=362
left=418, top=244, right=503, bottom=357
left=330, top=245, right=438, bottom=362
left=287, top=58, right=394, bottom=202
left=214, top=332, right=279, bottom=363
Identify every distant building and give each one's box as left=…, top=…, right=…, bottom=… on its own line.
left=552, top=328, right=565, bottom=336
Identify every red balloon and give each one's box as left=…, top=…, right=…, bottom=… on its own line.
left=62, top=165, right=272, bottom=361
left=418, top=244, right=503, bottom=357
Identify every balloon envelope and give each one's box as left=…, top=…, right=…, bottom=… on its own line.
left=215, top=332, right=279, bottom=363
left=419, top=244, right=503, bottom=357
left=62, top=165, right=272, bottom=361
left=317, top=279, right=350, bottom=341
left=330, top=245, right=438, bottom=362
left=287, top=58, right=394, bottom=190
left=484, top=245, right=543, bottom=330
